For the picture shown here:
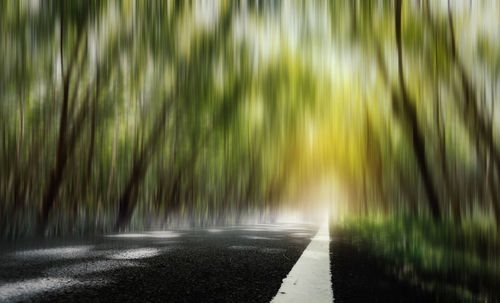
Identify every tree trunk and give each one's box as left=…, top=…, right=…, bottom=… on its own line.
left=114, top=160, right=145, bottom=231
left=447, top=3, right=500, bottom=225
left=114, top=99, right=172, bottom=231
left=37, top=13, right=86, bottom=235
left=395, top=0, right=441, bottom=221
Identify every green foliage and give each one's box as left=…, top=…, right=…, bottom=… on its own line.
left=1, top=0, right=500, bottom=238
left=334, top=214, right=500, bottom=300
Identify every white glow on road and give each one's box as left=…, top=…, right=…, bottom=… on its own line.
left=206, top=229, right=224, bottom=233
left=239, top=227, right=283, bottom=232
left=147, top=231, right=180, bottom=238
left=0, top=278, right=92, bottom=302
left=108, top=248, right=160, bottom=260
left=241, top=235, right=279, bottom=241
left=105, top=231, right=180, bottom=239
left=12, top=246, right=93, bottom=259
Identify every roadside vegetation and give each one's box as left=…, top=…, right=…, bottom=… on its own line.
left=332, top=215, right=500, bottom=301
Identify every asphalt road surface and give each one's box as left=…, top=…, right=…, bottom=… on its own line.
left=0, top=223, right=318, bottom=303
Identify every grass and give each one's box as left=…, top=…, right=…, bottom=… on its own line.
left=332, top=214, right=500, bottom=301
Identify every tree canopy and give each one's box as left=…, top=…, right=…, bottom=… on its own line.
left=1, top=0, right=500, bottom=237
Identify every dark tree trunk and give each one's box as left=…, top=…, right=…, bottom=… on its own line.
left=447, top=3, right=500, bottom=225
left=114, top=99, right=172, bottom=231
left=37, top=12, right=86, bottom=235
left=395, top=0, right=441, bottom=220
left=114, top=159, right=146, bottom=231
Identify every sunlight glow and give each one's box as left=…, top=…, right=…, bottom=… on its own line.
left=108, top=248, right=161, bottom=260
left=0, top=278, right=93, bottom=302
left=105, top=231, right=180, bottom=239
left=12, top=246, right=93, bottom=260
left=206, top=229, right=225, bottom=233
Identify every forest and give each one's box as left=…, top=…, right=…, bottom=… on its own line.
left=3, top=1, right=500, bottom=300
left=1, top=0, right=500, bottom=242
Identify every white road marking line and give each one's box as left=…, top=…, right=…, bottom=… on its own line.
left=271, top=217, right=333, bottom=303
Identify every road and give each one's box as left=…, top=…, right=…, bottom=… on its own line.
left=0, top=223, right=319, bottom=303
left=1, top=221, right=474, bottom=303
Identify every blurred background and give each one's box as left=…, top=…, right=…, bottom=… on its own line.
left=1, top=0, right=500, bottom=245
